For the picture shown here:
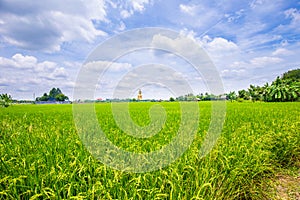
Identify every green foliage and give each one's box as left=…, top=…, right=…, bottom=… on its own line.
left=49, top=88, right=62, bottom=99
left=0, top=102, right=299, bottom=199
left=38, top=93, right=49, bottom=101
left=282, top=68, right=300, bottom=81
left=177, top=93, right=198, bottom=101
left=238, top=89, right=250, bottom=100
left=55, top=93, right=69, bottom=101
left=235, top=69, right=300, bottom=102
left=226, top=91, right=237, bottom=102
left=262, top=77, right=300, bottom=102
left=36, top=88, right=69, bottom=102
left=0, top=93, right=12, bottom=107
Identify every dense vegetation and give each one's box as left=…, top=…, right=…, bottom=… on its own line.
left=175, top=68, right=300, bottom=102
left=0, top=102, right=299, bottom=199
left=35, top=88, right=69, bottom=102
left=230, top=68, right=300, bottom=102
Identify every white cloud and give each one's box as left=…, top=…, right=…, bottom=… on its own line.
left=0, top=54, right=63, bottom=74
left=203, top=37, right=239, bottom=53
left=179, top=28, right=197, bottom=41
left=49, top=11, right=106, bottom=43
left=132, top=0, right=150, bottom=12
left=52, top=67, right=67, bottom=78
left=0, top=53, right=69, bottom=80
left=0, top=77, right=16, bottom=86
left=118, top=0, right=151, bottom=19
left=0, top=0, right=107, bottom=52
left=250, top=56, right=283, bottom=66
left=177, top=3, right=223, bottom=31
left=179, top=4, right=197, bottom=15
left=187, top=34, right=241, bottom=68
left=0, top=53, right=37, bottom=69
left=120, top=10, right=132, bottom=18
left=1, top=1, right=300, bottom=99
left=151, top=34, right=202, bottom=58
left=272, top=48, right=293, bottom=56
left=284, top=8, right=300, bottom=32
left=35, top=61, right=57, bottom=73
left=0, top=53, right=78, bottom=99
left=178, top=29, right=239, bottom=57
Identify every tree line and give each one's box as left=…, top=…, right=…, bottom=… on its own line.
left=1, top=69, right=299, bottom=108
left=174, top=68, right=300, bottom=102
left=228, top=68, right=300, bottom=102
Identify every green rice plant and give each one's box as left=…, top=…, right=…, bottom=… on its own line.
left=0, top=102, right=299, bottom=199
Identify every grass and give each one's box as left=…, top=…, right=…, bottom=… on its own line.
left=0, top=102, right=299, bottom=199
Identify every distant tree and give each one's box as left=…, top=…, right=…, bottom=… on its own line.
left=176, top=95, right=184, bottom=101
left=169, top=97, right=175, bottom=102
left=49, top=88, right=62, bottom=98
left=186, top=93, right=197, bottom=101
left=282, top=68, right=300, bottom=81
left=0, top=93, right=12, bottom=107
left=38, top=93, right=49, bottom=101
left=248, top=85, right=264, bottom=101
left=36, top=88, right=69, bottom=102
left=226, top=91, right=237, bottom=102
left=238, top=89, right=250, bottom=100
left=196, top=93, right=204, bottom=101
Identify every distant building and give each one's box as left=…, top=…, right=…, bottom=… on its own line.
left=137, top=89, right=142, bottom=100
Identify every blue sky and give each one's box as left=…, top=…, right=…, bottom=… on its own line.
left=0, top=0, right=300, bottom=100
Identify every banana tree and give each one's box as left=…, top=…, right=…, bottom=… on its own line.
left=227, top=91, right=237, bottom=102
left=0, top=93, right=12, bottom=107
left=248, top=84, right=263, bottom=101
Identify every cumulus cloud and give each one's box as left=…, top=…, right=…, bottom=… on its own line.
left=0, top=53, right=61, bottom=74
left=0, top=53, right=77, bottom=99
left=0, top=53, right=37, bottom=69
left=0, top=0, right=107, bottom=52
left=178, top=29, right=239, bottom=58
left=151, top=33, right=205, bottom=59
left=202, top=36, right=239, bottom=54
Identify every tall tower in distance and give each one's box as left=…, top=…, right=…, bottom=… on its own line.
left=137, top=89, right=142, bottom=100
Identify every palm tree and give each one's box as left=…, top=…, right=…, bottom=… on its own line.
left=0, top=93, right=13, bottom=107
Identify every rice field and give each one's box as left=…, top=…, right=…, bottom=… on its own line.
left=0, top=102, right=299, bottom=199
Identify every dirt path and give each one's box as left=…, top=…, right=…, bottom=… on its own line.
left=274, top=172, right=300, bottom=200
